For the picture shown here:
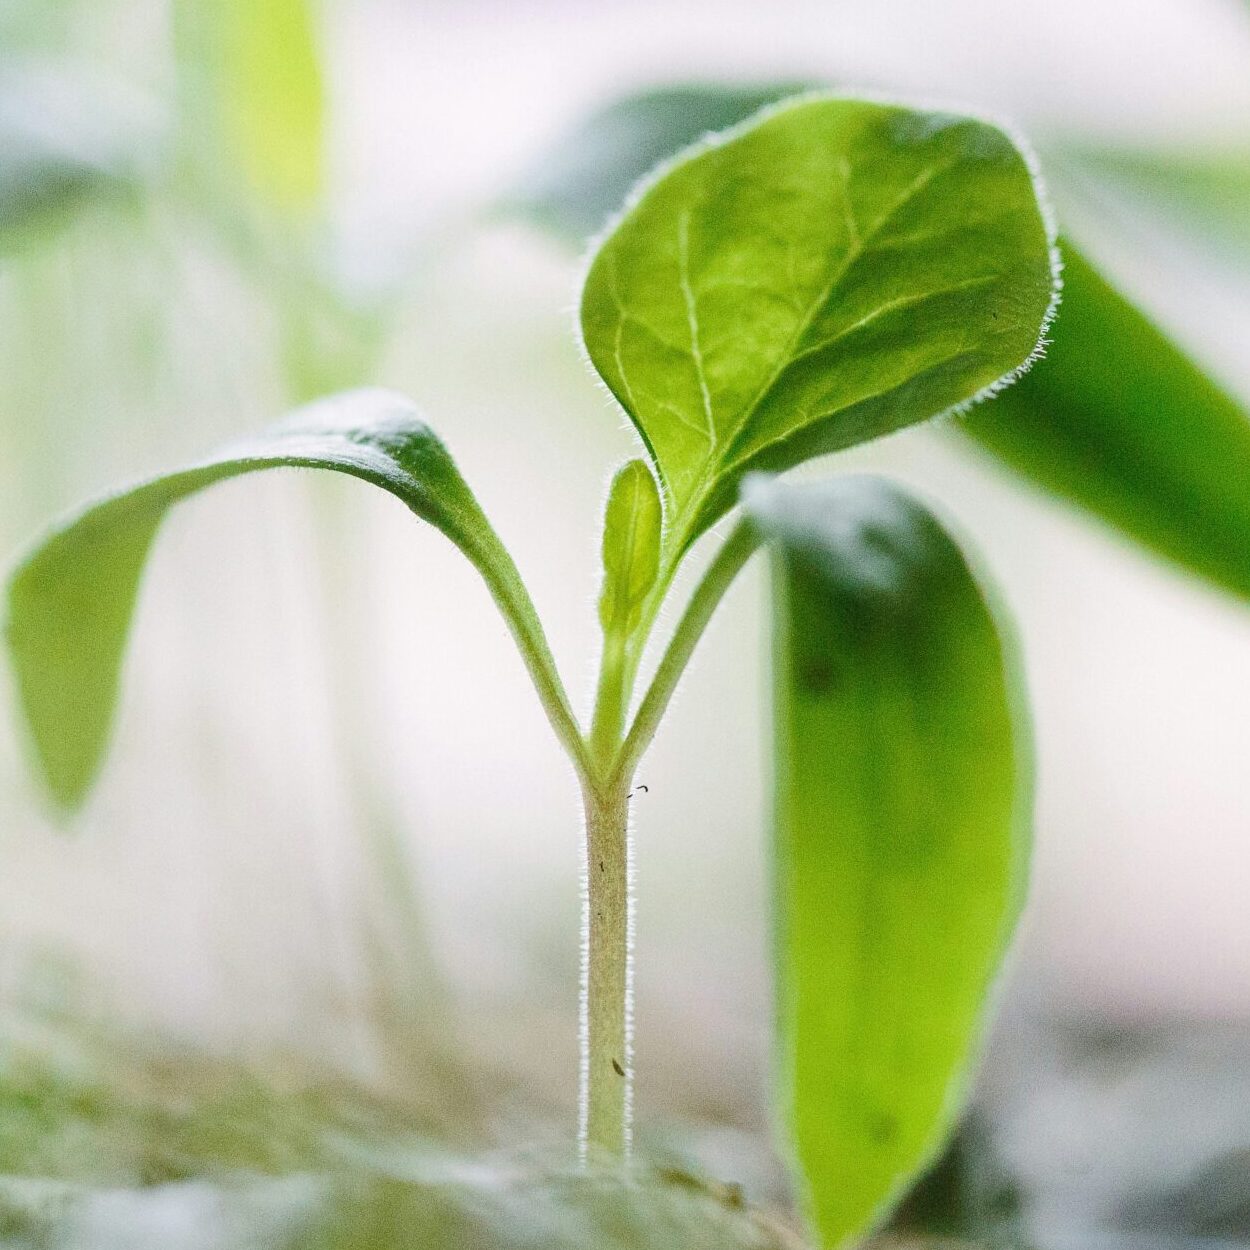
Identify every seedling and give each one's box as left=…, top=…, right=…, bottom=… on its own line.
left=4, top=95, right=1059, bottom=1247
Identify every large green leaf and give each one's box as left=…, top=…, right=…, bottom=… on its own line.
left=4, top=389, right=576, bottom=811
left=964, top=245, right=1250, bottom=601
left=531, top=83, right=1250, bottom=605
left=581, top=94, right=1058, bottom=555
left=745, top=473, right=1028, bottom=1249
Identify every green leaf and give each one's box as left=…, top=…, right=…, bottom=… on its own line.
left=745, top=473, right=1028, bottom=1249
left=581, top=94, right=1058, bottom=556
left=542, top=81, right=1250, bottom=606
left=175, top=0, right=325, bottom=214
left=5, top=388, right=577, bottom=811
left=598, top=459, right=663, bottom=636
left=963, top=244, right=1250, bottom=601
left=507, top=82, right=809, bottom=241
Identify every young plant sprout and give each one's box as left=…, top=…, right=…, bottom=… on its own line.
left=4, top=95, right=1059, bottom=1248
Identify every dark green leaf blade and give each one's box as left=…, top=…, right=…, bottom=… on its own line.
left=5, top=388, right=573, bottom=810
left=745, top=473, right=1028, bottom=1249
left=963, top=244, right=1250, bottom=601
left=581, top=94, right=1058, bottom=555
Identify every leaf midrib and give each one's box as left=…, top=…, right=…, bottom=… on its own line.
left=669, top=156, right=958, bottom=547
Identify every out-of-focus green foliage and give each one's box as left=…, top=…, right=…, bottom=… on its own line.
left=5, top=390, right=575, bottom=811
left=0, top=1168, right=804, bottom=1250
left=581, top=95, right=1057, bottom=553
left=1058, top=144, right=1250, bottom=261
left=888, top=1018, right=1250, bottom=1249
left=0, top=1026, right=803, bottom=1249
left=526, top=83, right=1250, bottom=606
left=965, top=247, right=1250, bottom=601
left=173, top=0, right=325, bottom=216
left=747, top=474, right=1026, bottom=1248
left=506, top=83, right=812, bottom=240
left=0, top=66, right=144, bottom=248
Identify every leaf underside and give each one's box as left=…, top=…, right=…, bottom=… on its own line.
left=745, top=473, right=1028, bottom=1249
left=4, top=388, right=554, bottom=811
left=580, top=94, right=1057, bottom=552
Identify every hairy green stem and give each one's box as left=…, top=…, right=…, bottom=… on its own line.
left=578, top=520, right=758, bottom=1162
left=580, top=779, right=633, bottom=1159
left=612, top=521, right=759, bottom=788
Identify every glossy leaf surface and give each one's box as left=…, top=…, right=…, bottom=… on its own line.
left=5, top=389, right=571, bottom=810
left=745, top=473, right=1028, bottom=1248
left=965, top=245, right=1250, bottom=601
left=581, top=95, right=1057, bottom=552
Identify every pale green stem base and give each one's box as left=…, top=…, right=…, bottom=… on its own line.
left=579, top=781, right=633, bottom=1159
left=577, top=521, right=758, bottom=1164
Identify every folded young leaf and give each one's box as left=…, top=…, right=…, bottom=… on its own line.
left=598, top=459, right=663, bottom=637
left=581, top=94, right=1058, bottom=555
left=744, top=474, right=1029, bottom=1249
left=964, top=245, right=1250, bottom=602
left=4, top=388, right=578, bottom=811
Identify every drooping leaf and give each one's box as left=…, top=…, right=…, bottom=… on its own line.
left=964, top=245, right=1250, bottom=601
left=744, top=473, right=1028, bottom=1249
left=507, top=82, right=809, bottom=241
left=175, top=0, right=325, bottom=214
left=581, top=94, right=1058, bottom=556
left=598, top=459, right=662, bottom=636
left=4, top=389, right=574, bottom=811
